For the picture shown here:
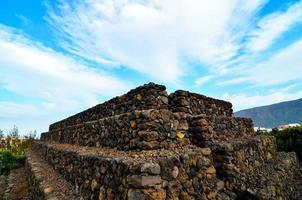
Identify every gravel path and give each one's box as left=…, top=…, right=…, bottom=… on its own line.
left=1, top=167, right=30, bottom=200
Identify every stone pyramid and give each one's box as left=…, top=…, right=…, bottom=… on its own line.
left=26, top=83, right=299, bottom=200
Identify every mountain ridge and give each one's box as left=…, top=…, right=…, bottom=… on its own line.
left=235, top=98, right=302, bottom=128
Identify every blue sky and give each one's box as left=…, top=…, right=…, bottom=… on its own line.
left=1, top=0, right=302, bottom=135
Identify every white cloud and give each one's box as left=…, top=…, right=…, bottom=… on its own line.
left=222, top=90, right=302, bottom=111
left=195, top=75, right=213, bottom=87
left=248, top=39, right=302, bottom=85
left=0, top=101, right=49, bottom=135
left=246, top=0, right=302, bottom=53
left=216, top=77, right=248, bottom=86
left=0, top=24, right=128, bottom=109
left=46, top=0, right=266, bottom=81
left=1, top=0, right=302, bottom=133
left=0, top=102, right=41, bottom=119
left=220, top=38, right=302, bottom=87
left=0, top=24, right=129, bottom=134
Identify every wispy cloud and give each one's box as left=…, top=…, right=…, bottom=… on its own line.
left=246, top=0, right=302, bottom=53
left=195, top=75, right=213, bottom=87
left=222, top=89, right=302, bottom=111
left=192, top=0, right=302, bottom=88
left=218, top=38, right=302, bottom=87
left=46, top=0, right=266, bottom=82
left=0, top=102, right=41, bottom=119
left=1, top=0, right=302, bottom=133
left=0, top=24, right=129, bottom=133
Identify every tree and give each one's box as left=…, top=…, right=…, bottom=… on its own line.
left=28, top=130, right=37, bottom=139
left=0, top=129, right=3, bottom=139
left=0, top=129, right=4, bottom=148
left=8, top=125, right=19, bottom=138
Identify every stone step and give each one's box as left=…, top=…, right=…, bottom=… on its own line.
left=25, top=149, right=83, bottom=200
left=49, top=83, right=169, bottom=131
left=169, top=90, right=233, bottom=117
left=237, top=152, right=299, bottom=200
left=210, top=136, right=277, bottom=185
left=41, top=109, right=191, bottom=150
left=32, top=142, right=225, bottom=200
left=49, top=83, right=234, bottom=132
left=42, top=110, right=253, bottom=151
left=189, top=115, right=255, bottom=146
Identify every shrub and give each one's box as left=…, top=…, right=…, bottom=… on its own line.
left=257, top=125, right=302, bottom=159
left=0, top=149, right=26, bottom=175
left=0, top=126, right=37, bottom=174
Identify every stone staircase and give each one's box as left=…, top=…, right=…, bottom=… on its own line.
left=26, top=83, right=300, bottom=200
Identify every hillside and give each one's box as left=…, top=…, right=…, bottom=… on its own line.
left=235, top=98, right=302, bottom=128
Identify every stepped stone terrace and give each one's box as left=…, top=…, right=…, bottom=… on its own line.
left=26, top=83, right=300, bottom=200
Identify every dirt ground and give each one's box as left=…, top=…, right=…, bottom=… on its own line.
left=0, top=167, right=30, bottom=200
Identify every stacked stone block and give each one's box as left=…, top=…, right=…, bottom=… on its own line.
left=49, top=83, right=169, bottom=131
left=33, top=142, right=222, bottom=200
left=27, top=82, right=299, bottom=200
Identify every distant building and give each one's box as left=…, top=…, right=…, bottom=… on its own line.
left=278, top=123, right=300, bottom=130
left=254, top=127, right=272, bottom=132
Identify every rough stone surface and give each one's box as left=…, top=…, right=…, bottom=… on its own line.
left=169, top=90, right=233, bottom=117
left=26, top=82, right=301, bottom=199
left=42, top=109, right=179, bottom=150
left=48, top=83, right=169, bottom=131
left=25, top=150, right=82, bottom=200
left=32, top=142, right=220, bottom=200
left=189, top=115, right=255, bottom=146
left=238, top=152, right=299, bottom=200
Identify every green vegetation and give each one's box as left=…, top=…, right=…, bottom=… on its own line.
left=0, top=126, right=37, bottom=175
left=0, top=149, right=25, bottom=174
left=257, top=125, right=302, bottom=159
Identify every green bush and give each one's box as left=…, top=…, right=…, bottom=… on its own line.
left=257, top=125, right=302, bottom=159
left=0, top=149, right=26, bottom=175
left=0, top=127, right=37, bottom=175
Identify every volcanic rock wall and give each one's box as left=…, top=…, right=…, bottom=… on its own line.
left=28, top=83, right=300, bottom=200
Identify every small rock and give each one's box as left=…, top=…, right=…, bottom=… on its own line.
left=136, top=94, right=142, bottom=101
left=266, top=152, right=273, bottom=160
left=178, top=121, right=189, bottom=130
left=171, top=166, right=179, bottom=179
left=130, top=120, right=137, bottom=128
left=138, top=131, right=159, bottom=142
left=223, top=163, right=235, bottom=170
left=198, top=118, right=209, bottom=126
left=127, top=175, right=162, bottom=188
left=138, top=141, right=159, bottom=150
left=91, top=179, right=98, bottom=191
left=128, top=188, right=166, bottom=200
left=161, top=96, right=169, bottom=105
left=159, top=159, right=180, bottom=180
left=44, top=187, right=53, bottom=194
left=216, top=180, right=225, bottom=190
left=200, top=148, right=211, bottom=156
left=176, top=131, right=185, bottom=139
left=207, top=191, right=217, bottom=199
left=206, top=166, right=216, bottom=174
left=179, top=99, right=189, bottom=106
left=140, top=163, right=161, bottom=175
